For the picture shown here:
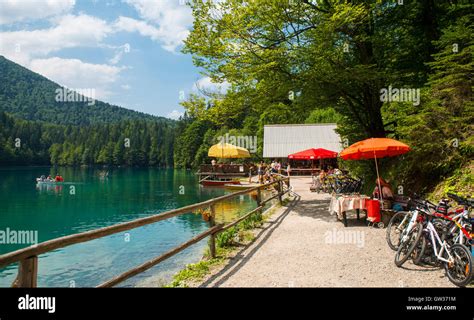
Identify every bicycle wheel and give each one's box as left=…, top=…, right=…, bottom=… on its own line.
left=443, top=244, right=473, bottom=287
left=412, top=231, right=427, bottom=265
left=395, top=222, right=423, bottom=267
left=386, top=211, right=409, bottom=251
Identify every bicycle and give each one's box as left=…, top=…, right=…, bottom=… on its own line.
left=393, top=204, right=425, bottom=267
left=411, top=204, right=473, bottom=287
left=386, top=197, right=427, bottom=252
left=413, top=194, right=472, bottom=265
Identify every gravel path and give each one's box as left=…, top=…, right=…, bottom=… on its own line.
left=200, top=177, right=455, bottom=287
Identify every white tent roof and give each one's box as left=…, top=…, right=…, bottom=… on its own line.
left=263, top=124, right=342, bottom=158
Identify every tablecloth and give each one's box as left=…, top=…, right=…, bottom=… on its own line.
left=328, top=195, right=370, bottom=219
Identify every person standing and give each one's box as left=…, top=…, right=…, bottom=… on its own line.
left=257, top=161, right=265, bottom=184
left=248, top=164, right=254, bottom=183
left=276, top=161, right=281, bottom=174
left=210, top=159, right=217, bottom=179
left=286, top=163, right=291, bottom=176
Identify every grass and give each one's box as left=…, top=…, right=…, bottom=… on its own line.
left=429, top=160, right=473, bottom=200
left=166, top=253, right=227, bottom=288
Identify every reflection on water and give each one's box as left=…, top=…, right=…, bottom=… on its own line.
left=36, top=183, right=63, bottom=194
left=0, top=167, right=262, bottom=287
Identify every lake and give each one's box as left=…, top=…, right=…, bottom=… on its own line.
left=0, top=167, right=258, bottom=287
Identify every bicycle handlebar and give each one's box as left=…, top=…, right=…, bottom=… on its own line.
left=447, top=193, right=473, bottom=207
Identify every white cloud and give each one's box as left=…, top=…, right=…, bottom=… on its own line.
left=0, top=14, right=121, bottom=98
left=123, top=0, right=193, bottom=52
left=0, top=14, right=111, bottom=64
left=114, top=16, right=161, bottom=40
left=166, top=109, right=184, bottom=120
left=0, top=1, right=194, bottom=104
left=121, top=84, right=131, bottom=90
left=0, top=0, right=75, bottom=25
left=194, top=77, right=230, bottom=93
left=29, top=57, right=124, bottom=100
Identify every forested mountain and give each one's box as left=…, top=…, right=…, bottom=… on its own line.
left=0, top=55, right=161, bottom=125
left=0, top=56, right=176, bottom=167
left=0, top=111, right=175, bottom=167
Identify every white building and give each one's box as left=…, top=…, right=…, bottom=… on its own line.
left=263, top=124, right=342, bottom=158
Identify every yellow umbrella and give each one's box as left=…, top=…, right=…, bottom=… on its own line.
left=208, top=143, right=250, bottom=158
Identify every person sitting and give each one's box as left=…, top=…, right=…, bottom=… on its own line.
left=318, top=169, right=326, bottom=181
left=55, top=175, right=61, bottom=182
left=373, top=178, right=394, bottom=208
left=263, top=170, right=271, bottom=184
left=270, top=160, right=277, bottom=173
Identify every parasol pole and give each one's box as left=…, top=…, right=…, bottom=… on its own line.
left=374, top=150, right=384, bottom=207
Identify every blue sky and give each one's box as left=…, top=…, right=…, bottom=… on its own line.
left=0, top=0, right=227, bottom=119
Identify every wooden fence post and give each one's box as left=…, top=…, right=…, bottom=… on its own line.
left=209, top=205, right=216, bottom=259
left=278, top=180, right=283, bottom=205
left=15, top=256, right=38, bottom=287
left=256, top=187, right=262, bottom=216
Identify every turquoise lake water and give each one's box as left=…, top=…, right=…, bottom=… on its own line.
left=0, top=167, right=258, bottom=287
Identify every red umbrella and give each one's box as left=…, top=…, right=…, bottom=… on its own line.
left=288, top=148, right=338, bottom=172
left=288, top=148, right=338, bottom=160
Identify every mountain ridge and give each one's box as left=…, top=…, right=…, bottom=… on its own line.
left=0, top=55, right=173, bottom=125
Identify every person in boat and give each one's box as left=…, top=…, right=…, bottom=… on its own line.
left=47, top=175, right=52, bottom=182
left=39, top=175, right=46, bottom=182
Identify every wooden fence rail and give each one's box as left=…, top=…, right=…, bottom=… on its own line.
left=0, top=177, right=290, bottom=288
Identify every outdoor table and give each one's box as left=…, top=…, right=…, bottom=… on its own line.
left=328, top=194, right=370, bottom=227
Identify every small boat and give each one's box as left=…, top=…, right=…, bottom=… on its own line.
left=223, top=183, right=262, bottom=190
left=36, top=178, right=61, bottom=184
left=36, top=176, right=64, bottom=184
left=201, top=179, right=241, bottom=186
left=199, top=177, right=240, bottom=186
